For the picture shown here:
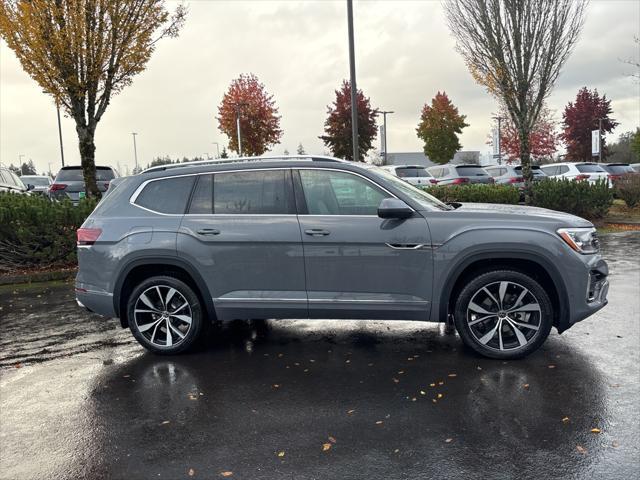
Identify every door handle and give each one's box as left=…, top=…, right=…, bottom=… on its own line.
left=196, top=228, right=220, bottom=236
left=304, top=229, right=330, bottom=236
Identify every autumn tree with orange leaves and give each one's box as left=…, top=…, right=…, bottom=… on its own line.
left=217, top=74, right=283, bottom=156
left=320, top=80, right=379, bottom=162
left=489, top=107, right=560, bottom=163
left=0, top=0, right=186, bottom=198
left=416, top=92, right=468, bottom=165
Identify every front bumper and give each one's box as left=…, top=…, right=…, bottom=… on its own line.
left=565, top=258, right=609, bottom=328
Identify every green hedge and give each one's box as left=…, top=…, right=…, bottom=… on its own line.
left=0, top=193, right=97, bottom=273
left=422, top=184, right=520, bottom=204
left=531, top=178, right=613, bottom=220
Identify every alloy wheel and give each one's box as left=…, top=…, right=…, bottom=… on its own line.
left=466, top=281, right=542, bottom=352
left=133, top=285, right=193, bottom=348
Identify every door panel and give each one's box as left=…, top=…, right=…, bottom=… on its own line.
left=296, top=169, right=433, bottom=320
left=178, top=170, right=307, bottom=320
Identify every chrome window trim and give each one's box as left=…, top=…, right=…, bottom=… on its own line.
left=129, top=166, right=410, bottom=216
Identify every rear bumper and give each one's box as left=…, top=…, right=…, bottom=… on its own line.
left=75, top=286, right=116, bottom=317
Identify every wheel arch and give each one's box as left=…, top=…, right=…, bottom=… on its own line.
left=113, top=256, right=215, bottom=328
left=439, top=250, right=569, bottom=331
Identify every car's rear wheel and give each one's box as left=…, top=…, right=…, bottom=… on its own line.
left=453, top=270, right=553, bottom=359
left=127, top=276, right=204, bottom=354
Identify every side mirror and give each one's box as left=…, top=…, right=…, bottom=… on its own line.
left=26, top=184, right=35, bottom=191
left=378, top=198, right=413, bottom=219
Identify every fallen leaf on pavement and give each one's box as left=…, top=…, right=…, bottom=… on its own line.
left=590, top=428, right=601, bottom=433
left=328, top=436, right=337, bottom=444
left=277, top=451, right=285, bottom=457
left=448, top=373, right=457, bottom=378
left=612, top=440, right=619, bottom=448
left=14, top=363, right=21, bottom=369
left=375, top=420, right=384, bottom=425
left=322, top=443, right=332, bottom=451
left=272, top=384, right=280, bottom=389
left=161, top=420, right=170, bottom=425
left=347, top=409, right=355, bottom=415
left=430, top=383, right=436, bottom=387
left=392, top=378, right=400, bottom=383
left=437, top=393, right=443, bottom=399
left=548, top=365, right=556, bottom=369
left=562, top=417, right=570, bottom=423
left=188, top=468, right=195, bottom=476
left=411, top=397, right=417, bottom=402
left=420, top=390, right=426, bottom=395
left=523, top=384, right=530, bottom=389
left=445, top=438, right=453, bottom=443
left=576, top=445, right=587, bottom=454
left=220, top=472, right=233, bottom=477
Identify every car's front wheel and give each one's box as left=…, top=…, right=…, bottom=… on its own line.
left=127, top=276, right=205, bottom=354
left=453, top=270, right=553, bottom=359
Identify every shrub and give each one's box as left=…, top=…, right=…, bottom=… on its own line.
left=615, top=173, right=640, bottom=208
left=422, top=184, right=520, bottom=204
left=531, top=178, right=613, bottom=220
left=0, top=193, right=97, bottom=273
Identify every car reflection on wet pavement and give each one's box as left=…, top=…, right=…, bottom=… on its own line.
left=0, top=233, right=638, bottom=480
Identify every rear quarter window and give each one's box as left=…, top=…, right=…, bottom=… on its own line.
left=576, top=164, right=606, bottom=173
left=455, top=166, right=488, bottom=176
left=134, top=176, right=195, bottom=214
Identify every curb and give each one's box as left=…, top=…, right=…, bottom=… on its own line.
left=0, top=269, right=77, bottom=286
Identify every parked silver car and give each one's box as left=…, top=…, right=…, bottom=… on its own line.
left=483, top=164, right=547, bottom=189
left=76, top=156, right=609, bottom=359
left=381, top=165, right=437, bottom=186
left=20, top=175, right=52, bottom=196
left=540, top=162, right=610, bottom=185
left=0, top=167, right=31, bottom=194
left=426, top=164, right=494, bottom=185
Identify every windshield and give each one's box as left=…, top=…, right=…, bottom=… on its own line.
left=576, top=164, right=606, bottom=173
left=56, top=167, right=115, bottom=181
left=369, top=166, right=451, bottom=211
left=396, top=167, right=430, bottom=178
left=455, top=166, right=488, bottom=176
left=21, top=176, right=50, bottom=186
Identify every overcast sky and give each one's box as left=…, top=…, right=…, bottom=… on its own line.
left=1, top=0, right=639, bottom=175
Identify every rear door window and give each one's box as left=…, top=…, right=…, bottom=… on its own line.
left=213, top=170, right=295, bottom=215
left=135, top=176, right=196, bottom=214
left=558, top=165, right=570, bottom=175
left=541, top=165, right=557, bottom=176
left=188, top=175, right=214, bottom=214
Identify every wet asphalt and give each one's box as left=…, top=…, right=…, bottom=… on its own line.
left=0, top=233, right=639, bottom=480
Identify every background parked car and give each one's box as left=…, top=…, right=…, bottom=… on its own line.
left=0, top=166, right=31, bottom=194
left=540, top=162, right=610, bottom=185
left=19, top=175, right=52, bottom=196
left=381, top=165, right=437, bottom=186
left=601, top=163, right=636, bottom=185
left=50, top=166, right=119, bottom=204
left=631, top=163, right=640, bottom=173
left=484, top=164, right=547, bottom=190
left=427, top=164, right=494, bottom=185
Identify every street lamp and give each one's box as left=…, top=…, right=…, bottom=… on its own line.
left=380, top=110, right=394, bottom=165
left=233, top=102, right=248, bottom=156
left=212, top=142, right=220, bottom=158
left=56, top=102, right=65, bottom=167
left=131, top=132, right=138, bottom=172
left=347, top=0, right=359, bottom=162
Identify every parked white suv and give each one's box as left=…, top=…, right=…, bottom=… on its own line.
left=381, top=165, right=437, bottom=186
left=540, top=162, right=610, bottom=186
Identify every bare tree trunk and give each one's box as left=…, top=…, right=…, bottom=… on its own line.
left=76, top=124, right=101, bottom=199
left=519, top=127, right=533, bottom=204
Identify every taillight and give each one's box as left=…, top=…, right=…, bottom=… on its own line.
left=487, top=177, right=495, bottom=183
left=104, top=182, right=110, bottom=190
left=429, top=178, right=438, bottom=184
left=509, top=176, right=524, bottom=183
left=50, top=183, right=67, bottom=191
left=574, top=174, right=589, bottom=181
left=452, top=177, right=469, bottom=184
left=608, top=174, right=621, bottom=181
left=77, top=228, right=102, bottom=246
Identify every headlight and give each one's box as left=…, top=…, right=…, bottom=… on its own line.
left=557, top=227, right=599, bottom=254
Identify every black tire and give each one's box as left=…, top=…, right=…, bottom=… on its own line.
left=127, top=275, right=205, bottom=354
left=453, top=269, right=553, bottom=359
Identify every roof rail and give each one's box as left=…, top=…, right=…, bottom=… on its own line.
left=140, top=155, right=345, bottom=174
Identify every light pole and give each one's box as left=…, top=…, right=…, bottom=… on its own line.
left=212, top=142, right=220, bottom=158
left=56, top=102, right=65, bottom=167
left=492, top=115, right=505, bottom=165
left=131, top=132, right=138, bottom=172
left=234, top=103, right=248, bottom=156
left=380, top=110, right=394, bottom=165
left=597, top=117, right=604, bottom=163
left=347, top=0, right=359, bottom=162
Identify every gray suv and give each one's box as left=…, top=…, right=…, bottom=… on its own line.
left=76, top=156, right=609, bottom=359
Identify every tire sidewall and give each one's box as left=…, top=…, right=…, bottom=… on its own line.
left=454, top=270, right=553, bottom=360
left=127, top=276, right=203, bottom=354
